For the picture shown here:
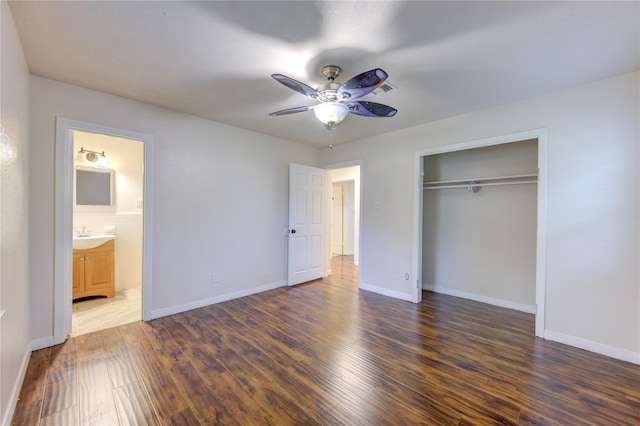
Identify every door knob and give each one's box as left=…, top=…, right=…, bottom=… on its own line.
left=291, top=229, right=296, bottom=234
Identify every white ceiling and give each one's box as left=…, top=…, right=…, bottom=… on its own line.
left=8, top=1, right=640, bottom=148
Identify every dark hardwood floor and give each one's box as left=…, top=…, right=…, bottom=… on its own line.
left=12, top=256, right=640, bottom=425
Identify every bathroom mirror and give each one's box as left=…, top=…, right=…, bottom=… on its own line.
left=75, top=166, right=114, bottom=207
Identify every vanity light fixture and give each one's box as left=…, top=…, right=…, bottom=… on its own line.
left=75, top=147, right=110, bottom=168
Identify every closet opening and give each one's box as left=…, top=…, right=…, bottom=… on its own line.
left=413, top=130, right=547, bottom=337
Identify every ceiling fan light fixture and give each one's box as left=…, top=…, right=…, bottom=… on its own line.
left=313, top=102, right=349, bottom=126
left=270, top=66, right=396, bottom=130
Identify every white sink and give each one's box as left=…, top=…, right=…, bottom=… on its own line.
left=73, top=234, right=115, bottom=250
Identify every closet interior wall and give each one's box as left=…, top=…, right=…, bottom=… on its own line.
left=422, top=139, right=539, bottom=312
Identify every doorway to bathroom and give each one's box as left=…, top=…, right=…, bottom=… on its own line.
left=53, top=118, right=154, bottom=344
left=71, top=130, right=144, bottom=336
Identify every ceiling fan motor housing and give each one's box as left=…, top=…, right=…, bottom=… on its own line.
left=316, top=82, right=342, bottom=102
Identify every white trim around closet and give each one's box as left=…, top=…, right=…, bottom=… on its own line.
left=412, top=128, right=548, bottom=338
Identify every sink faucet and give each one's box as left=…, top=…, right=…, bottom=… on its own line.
left=79, top=226, right=91, bottom=237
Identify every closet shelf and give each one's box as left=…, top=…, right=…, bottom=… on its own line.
left=423, top=173, right=538, bottom=191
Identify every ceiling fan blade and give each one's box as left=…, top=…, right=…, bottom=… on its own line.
left=348, top=101, right=397, bottom=118
left=338, top=68, right=388, bottom=101
left=269, top=105, right=315, bottom=116
left=271, top=74, right=319, bottom=98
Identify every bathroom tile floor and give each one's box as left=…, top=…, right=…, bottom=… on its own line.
left=71, top=287, right=142, bottom=337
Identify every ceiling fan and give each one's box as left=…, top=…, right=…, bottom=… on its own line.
left=269, top=65, right=397, bottom=130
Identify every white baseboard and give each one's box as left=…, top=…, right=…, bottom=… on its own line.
left=2, top=346, right=31, bottom=426
left=150, top=280, right=287, bottom=320
left=30, top=335, right=56, bottom=352
left=360, top=282, right=413, bottom=302
left=28, top=281, right=290, bottom=350
left=422, top=284, right=639, bottom=365
left=423, top=284, right=536, bottom=314
left=544, top=330, right=639, bottom=365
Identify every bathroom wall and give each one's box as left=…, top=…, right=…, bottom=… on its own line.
left=73, top=130, right=144, bottom=290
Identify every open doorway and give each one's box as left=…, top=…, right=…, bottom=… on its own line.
left=331, top=182, right=352, bottom=258
left=54, top=118, right=153, bottom=344
left=327, top=163, right=361, bottom=276
left=71, top=130, right=144, bottom=336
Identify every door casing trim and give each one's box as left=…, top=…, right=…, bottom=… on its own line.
left=54, top=117, right=154, bottom=343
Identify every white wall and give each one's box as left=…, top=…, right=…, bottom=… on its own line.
left=320, top=72, right=640, bottom=363
left=29, top=76, right=319, bottom=341
left=1, top=1, right=31, bottom=423
left=422, top=140, right=538, bottom=311
left=342, top=181, right=355, bottom=255
left=331, top=181, right=355, bottom=256
left=74, top=131, right=144, bottom=290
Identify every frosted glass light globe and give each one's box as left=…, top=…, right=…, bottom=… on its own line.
left=313, top=102, right=349, bottom=125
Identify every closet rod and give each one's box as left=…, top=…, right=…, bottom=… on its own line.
left=423, top=173, right=537, bottom=186
left=424, top=180, right=537, bottom=190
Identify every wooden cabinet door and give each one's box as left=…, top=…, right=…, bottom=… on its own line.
left=84, top=249, right=114, bottom=296
left=72, top=252, right=86, bottom=298
left=73, top=239, right=115, bottom=299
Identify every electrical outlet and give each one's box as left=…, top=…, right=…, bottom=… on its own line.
left=212, top=273, right=220, bottom=283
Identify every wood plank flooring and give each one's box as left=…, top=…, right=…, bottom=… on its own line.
left=12, top=256, right=640, bottom=425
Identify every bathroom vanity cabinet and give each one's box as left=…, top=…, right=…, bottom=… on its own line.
left=73, top=239, right=115, bottom=300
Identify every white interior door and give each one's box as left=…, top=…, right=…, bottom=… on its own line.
left=288, top=164, right=326, bottom=286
